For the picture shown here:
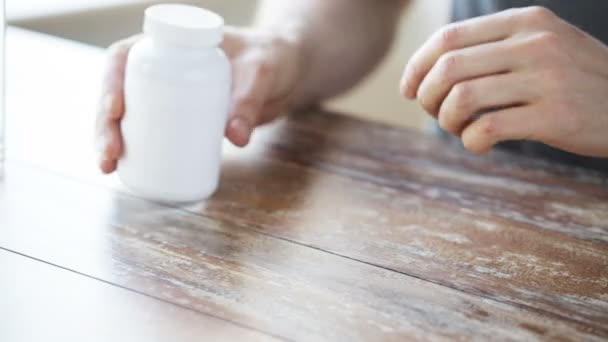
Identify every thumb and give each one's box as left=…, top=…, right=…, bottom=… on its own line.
left=226, top=58, right=273, bottom=147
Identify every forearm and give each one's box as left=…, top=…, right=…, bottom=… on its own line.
left=255, top=0, right=408, bottom=108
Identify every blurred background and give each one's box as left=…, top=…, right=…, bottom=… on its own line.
left=7, top=0, right=450, bottom=130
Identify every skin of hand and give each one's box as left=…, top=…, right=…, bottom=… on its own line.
left=97, top=0, right=406, bottom=174
left=400, top=6, right=608, bottom=157
left=96, top=27, right=303, bottom=174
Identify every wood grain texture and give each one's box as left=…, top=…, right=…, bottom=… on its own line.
left=0, top=249, right=278, bottom=342
left=4, top=28, right=608, bottom=341
left=0, top=162, right=604, bottom=341
left=183, top=112, right=608, bottom=332
left=274, top=113, right=608, bottom=243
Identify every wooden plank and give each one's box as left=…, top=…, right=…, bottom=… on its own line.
left=0, top=162, right=604, bottom=341
left=273, top=112, right=608, bottom=243
left=170, top=113, right=606, bottom=332
left=0, top=249, right=279, bottom=342
left=195, top=147, right=608, bottom=331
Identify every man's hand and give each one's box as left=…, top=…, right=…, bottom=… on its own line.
left=401, top=6, right=608, bottom=157
left=96, top=27, right=303, bottom=174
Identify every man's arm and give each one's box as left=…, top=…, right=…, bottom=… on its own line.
left=255, top=0, right=408, bottom=108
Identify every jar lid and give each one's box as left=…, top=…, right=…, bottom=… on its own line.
left=144, top=4, right=224, bottom=47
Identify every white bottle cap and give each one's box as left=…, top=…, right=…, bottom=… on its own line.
left=144, top=4, right=224, bottom=47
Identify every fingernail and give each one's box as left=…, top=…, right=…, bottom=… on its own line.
left=228, top=117, right=253, bottom=146
left=100, top=158, right=115, bottom=174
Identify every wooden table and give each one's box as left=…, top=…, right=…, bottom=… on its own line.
left=2, top=28, right=607, bottom=341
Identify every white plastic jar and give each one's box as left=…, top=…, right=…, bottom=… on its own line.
left=118, top=4, right=231, bottom=203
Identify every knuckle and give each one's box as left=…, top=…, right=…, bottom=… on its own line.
left=517, top=34, right=540, bottom=54
left=519, top=32, right=565, bottom=63
left=501, top=7, right=520, bottom=20
left=452, top=82, right=474, bottom=110
left=478, top=115, right=498, bottom=138
left=438, top=82, right=474, bottom=135
left=520, top=6, right=556, bottom=26
left=437, top=53, right=459, bottom=82
left=535, top=31, right=561, bottom=49
left=438, top=24, right=462, bottom=49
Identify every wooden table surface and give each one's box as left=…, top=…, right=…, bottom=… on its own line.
left=2, top=28, right=607, bottom=342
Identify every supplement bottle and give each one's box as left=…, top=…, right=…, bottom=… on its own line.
left=118, top=4, right=231, bottom=202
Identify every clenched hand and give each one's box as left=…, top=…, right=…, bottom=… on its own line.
left=96, top=27, right=303, bottom=174
left=401, top=6, right=608, bottom=157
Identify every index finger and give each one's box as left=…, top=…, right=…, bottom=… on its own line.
left=225, top=52, right=274, bottom=147
left=95, top=36, right=139, bottom=172
left=96, top=36, right=140, bottom=138
left=101, top=36, right=140, bottom=120
left=400, top=8, right=520, bottom=99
